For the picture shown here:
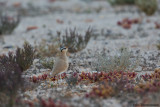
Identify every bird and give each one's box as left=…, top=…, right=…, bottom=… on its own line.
left=51, top=46, right=69, bottom=78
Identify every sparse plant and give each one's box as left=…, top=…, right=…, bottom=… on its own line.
left=40, top=57, right=54, bottom=70
left=0, top=15, right=20, bottom=35
left=58, top=27, right=94, bottom=53
left=92, top=48, right=139, bottom=72
left=16, top=41, right=35, bottom=71
left=35, top=39, right=59, bottom=58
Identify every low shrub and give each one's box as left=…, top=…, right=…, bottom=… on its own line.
left=16, top=41, right=35, bottom=71
left=91, top=48, right=139, bottom=72
left=0, top=15, right=20, bottom=35
left=58, top=27, right=94, bottom=53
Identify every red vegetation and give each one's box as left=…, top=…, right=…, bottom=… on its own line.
left=155, top=22, right=160, bottom=29
left=25, top=98, right=68, bottom=107
left=41, top=98, right=68, bottom=107
left=30, top=73, right=48, bottom=83
left=79, top=71, right=137, bottom=83
left=56, top=19, right=64, bottom=24
left=86, top=84, right=114, bottom=98
left=141, top=69, right=160, bottom=81
left=86, top=70, right=160, bottom=98
left=117, top=18, right=141, bottom=29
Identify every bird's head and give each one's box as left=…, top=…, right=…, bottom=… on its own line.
left=60, top=46, right=68, bottom=53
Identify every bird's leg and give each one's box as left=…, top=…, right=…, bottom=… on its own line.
left=54, top=75, right=59, bottom=86
left=60, top=74, right=63, bottom=83
left=57, top=74, right=61, bottom=85
left=57, top=75, right=60, bottom=85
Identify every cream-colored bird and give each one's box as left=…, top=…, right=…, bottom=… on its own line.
left=51, top=46, right=69, bottom=77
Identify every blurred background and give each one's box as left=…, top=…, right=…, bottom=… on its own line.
left=0, top=0, right=160, bottom=50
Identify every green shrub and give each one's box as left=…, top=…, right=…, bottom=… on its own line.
left=16, top=41, right=35, bottom=71
left=135, top=0, right=158, bottom=16
left=91, top=48, right=139, bottom=72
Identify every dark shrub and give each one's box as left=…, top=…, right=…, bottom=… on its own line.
left=0, top=15, right=20, bottom=35
left=0, top=54, right=23, bottom=107
left=16, top=41, right=35, bottom=71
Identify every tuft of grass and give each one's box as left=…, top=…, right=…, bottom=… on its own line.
left=0, top=15, right=20, bottom=35
left=91, top=48, right=139, bottom=72
left=16, top=41, right=35, bottom=71
left=58, top=27, right=94, bottom=53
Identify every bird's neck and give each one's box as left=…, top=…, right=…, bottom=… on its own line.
left=59, top=52, right=67, bottom=60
